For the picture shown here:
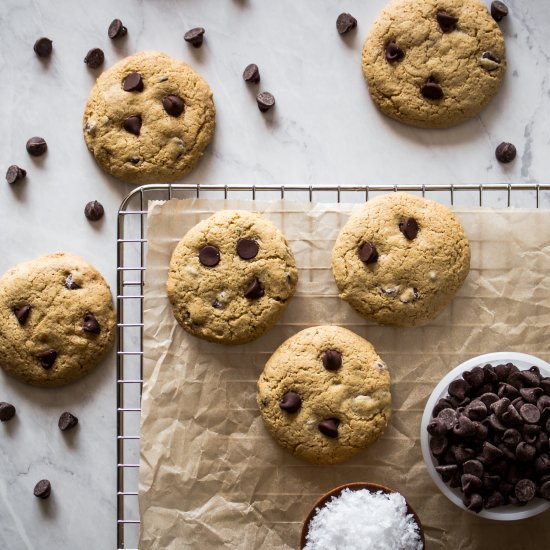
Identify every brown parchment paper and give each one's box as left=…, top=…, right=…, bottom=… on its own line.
left=140, top=198, right=550, bottom=550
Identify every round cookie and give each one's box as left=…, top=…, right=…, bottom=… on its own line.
left=83, top=51, right=215, bottom=184
left=0, top=253, right=116, bottom=387
left=167, top=210, right=298, bottom=345
left=257, top=326, right=391, bottom=465
left=362, top=0, right=506, bottom=128
left=332, top=193, right=470, bottom=327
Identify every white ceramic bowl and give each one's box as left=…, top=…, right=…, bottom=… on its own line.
left=420, top=352, right=550, bottom=521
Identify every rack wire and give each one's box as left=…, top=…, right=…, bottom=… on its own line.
left=116, top=182, right=550, bottom=549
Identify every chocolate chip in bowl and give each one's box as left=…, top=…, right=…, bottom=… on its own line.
left=421, top=352, right=550, bottom=520
left=300, top=482, right=424, bottom=549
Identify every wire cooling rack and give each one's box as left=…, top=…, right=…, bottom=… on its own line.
left=116, top=183, right=550, bottom=549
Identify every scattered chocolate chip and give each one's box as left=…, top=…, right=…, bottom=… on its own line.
left=244, top=277, right=264, bottom=300
left=385, top=42, right=404, bottom=62
left=26, top=137, right=47, bottom=157
left=421, top=77, right=444, bottom=100
left=123, top=115, right=142, bottom=136
left=162, top=95, right=185, bottom=117
left=398, top=217, right=419, bottom=240
left=448, top=379, right=471, bottom=401
left=84, top=48, right=104, bottom=69
left=359, top=242, right=378, bottom=264
left=184, top=27, right=205, bottom=47
left=83, top=313, right=101, bottom=334
left=318, top=418, right=340, bottom=438
left=37, top=349, right=57, bottom=369
left=108, top=18, right=127, bottom=39
left=236, top=238, right=259, bottom=260
left=491, top=1, right=509, bottom=22
left=495, top=142, right=516, bottom=163
left=336, top=12, right=357, bottom=34
left=58, top=411, right=79, bottom=431
left=13, top=305, right=31, bottom=325
left=322, top=350, right=342, bottom=372
left=279, top=391, right=301, bottom=413
left=243, top=63, right=260, bottom=83
left=0, top=402, right=16, bottom=422
left=520, top=403, right=540, bottom=424
left=65, top=274, right=80, bottom=290
left=123, top=72, right=144, bottom=92
left=33, top=37, right=52, bottom=58
left=436, top=12, right=458, bottom=32
left=6, top=165, right=26, bottom=184
left=33, top=479, right=51, bottom=499
left=256, top=91, right=275, bottom=112
left=515, top=479, right=535, bottom=502
left=84, top=200, right=105, bottom=221
left=199, top=245, right=220, bottom=267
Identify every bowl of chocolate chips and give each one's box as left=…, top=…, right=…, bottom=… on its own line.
left=421, top=352, right=550, bottom=520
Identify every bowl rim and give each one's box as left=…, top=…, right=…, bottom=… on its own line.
left=300, top=481, right=425, bottom=549
left=420, top=351, right=550, bottom=521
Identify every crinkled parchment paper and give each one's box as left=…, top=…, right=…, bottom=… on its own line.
left=140, top=198, right=550, bottom=550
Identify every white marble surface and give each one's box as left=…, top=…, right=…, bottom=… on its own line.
left=0, top=0, right=549, bottom=548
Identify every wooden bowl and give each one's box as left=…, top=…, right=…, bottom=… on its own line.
left=300, top=482, right=425, bottom=549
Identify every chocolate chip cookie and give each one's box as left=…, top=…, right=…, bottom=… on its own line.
left=83, top=51, right=215, bottom=183
left=257, top=326, right=391, bottom=464
left=362, top=0, right=506, bottom=128
left=167, top=210, right=298, bottom=345
left=0, top=253, right=115, bottom=387
left=332, top=193, right=470, bottom=327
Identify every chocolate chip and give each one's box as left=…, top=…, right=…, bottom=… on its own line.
left=520, top=403, right=541, bottom=424
left=461, top=473, right=482, bottom=494
left=162, top=95, right=185, bottom=117
left=520, top=387, right=542, bottom=404
left=454, top=415, right=476, bottom=437
left=536, top=432, right=549, bottom=454
left=436, top=12, right=458, bottom=32
left=108, top=18, right=127, bottom=39
left=483, top=474, right=501, bottom=492
left=495, top=142, right=516, bottom=163
left=535, top=454, right=550, bottom=476
left=498, top=383, right=519, bottom=400
left=236, top=238, right=259, bottom=260
left=435, top=464, right=458, bottom=482
left=123, top=115, right=142, bottom=136
left=398, top=217, right=419, bottom=240
left=26, top=137, right=47, bottom=157
left=437, top=408, right=457, bottom=430
left=473, top=421, right=488, bottom=441
left=433, top=398, right=455, bottom=416
left=13, top=305, right=31, bottom=325
left=84, top=48, right=104, bottom=69
left=515, top=479, right=535, bottom=502
left=453, top=445, right=476, bottom=464
left=541, top=481, right=550, bottom=500
left=502, top=428, right=522, bottom=448
left=37, top=349, right=57, bottom=369
left=5, top=165, right=26, bottom=184
left=33, top=37, right=52, bottom=58
left=465, top=400, right=487, bottom=421
left=244, top=277, right=264, bottom=300
left=485, top=491, right=504, bottom=508
left=516, top=441, right=536, bottom=462
left=463, top=459, right=484, bottom=478
left=358, top=242, right=378, bottom=264
left=318, top=418, right=340, bottom=438
left=522, top=423, right=541, bottom=443
left=482, top=441, right=504, bottom=463
left=421, top=77, right=443, bottom=100
left=480, top=51, right=501, bottom=71
left=211, top=299, right=223, bottom=309
left=385, top=42, right=404, bottom=62
left=256, top=92, right=275, bottom=112
left=463, top=367, right=485, bottom=389
left=322, top=350, right=342, bottom=372
left=427, top=418, right=447, bottom=437
left=479, top=393, right=499, bottom=408
left=123, top=72, right=144, bottom=92
left=502, top=405, right=522, bottom=426
left=279, top=391, right=301, bottom=413
left=463, top=493, right=483, bottom=512
left=541, top=378, right=550, bottom=395
left=495, top=363, right=511, bottom=382
left=491, top=1, right=509, bottom=22
left=84, top=200, right=105, bottom=221
left=0, top=402, right=16, bottom=422
left=538, top=395, right=550, bottom=413
left=243, top=64, right=260, bottom=83
left=58, top=411, right=79, bottom=431
left=65, top=274, right=80, bottom=290
left=184, top=27, right=205, bottom=47
left=83, top=313, right=101, bottom=334
left=33, top=479, right=51, bottom=499
left=199, top=245, right=220, bottom=267
left=448, top=379, right=470, bottom=401
left=489, top=414, right=507, bottom=434
left=430, top=436, right=448, bottom=456
left=336, top=13, right=357, bottom=34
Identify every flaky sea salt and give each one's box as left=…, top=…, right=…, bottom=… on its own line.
left=304, top=488, right=423, bottom=550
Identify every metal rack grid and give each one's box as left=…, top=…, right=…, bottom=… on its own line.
left=116, top=182, right=550, bottom=549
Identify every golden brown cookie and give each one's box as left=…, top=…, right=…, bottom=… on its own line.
left=257, top=326, right=391, bottom=465
left=167, top=210, right=298, bottom=345
left=83, top=51, right=215, bottom=183
left=332, top=193, right=470, bottom=327
left=0, top=253, right=115, bottom=387
left=362, top=0, right=506, bottom=128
